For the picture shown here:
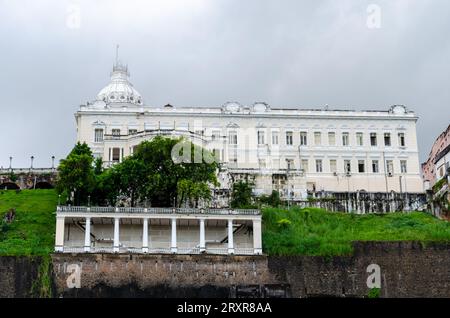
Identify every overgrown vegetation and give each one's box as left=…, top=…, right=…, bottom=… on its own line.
left=30, top=255, right=53, bottom=297
left=367, top=288, right=381, bottom=298
left=0, top=189, right=58, bottom=255
left=263, top=207, right=450, bottom=256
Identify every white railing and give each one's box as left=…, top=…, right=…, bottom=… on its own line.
left=57, top=246, right=258, bottom=255
left=57, top=206, right=260, bottom=215
left=0, top=168, right=56, bottom=174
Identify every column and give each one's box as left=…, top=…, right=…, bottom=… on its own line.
left=171, top=218, right=177, bottom=253
left=199, top=219, right=205, bottom=252
left=142, top=218, right=149, bottom=253
left=55, top=216, right=65, bottom=252
left=253, top=219, right=263, bottom=255
left=113, top=217, right=120, bottom=253
left=84, top=217, right=91, bottom=252
left=227, top=219, right=234, bottom=254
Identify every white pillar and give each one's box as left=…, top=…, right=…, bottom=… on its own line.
left=55, top=216, right=65, bottom=252
left=199, top=219, right=206, bottom=252
left=253, top=219, right=263, bottom=255
left=84, top=217, right=91, bottom=252
left=171, top=218, right=177, bottom=253
left=142, top=218, right=149, bottom=253
left=113, top=218, right=120, bottom=253
left=228, top=219, right=234, bottom=254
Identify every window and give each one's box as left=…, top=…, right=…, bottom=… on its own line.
left=211, top=130, right=221, bottom=141
left=342, top=132, right=349, bottom=146
left=344, top=160, right=351, bottom=174
left=384, top=133, right=391, bottom=146
left=286, top=159, right=294, bottom=170
left=330, top=160, right=337, bottom=173
left=257, top=131, right=265, bottom=145
left=314, top=132, right=321, bottom=145
left=372, top=160, right=379, bottom=173
left=112, top=129, right=121, bottom=139
left=286, top=132, right=293, bottom=146
left=328, top=132, right=336, bottom=145
left=212, top=149, right=220, bottom=161
left=112, top=148, right=121, bottom=163
left=229, top=131, right=238, bottom=145
left=301, top=159, right=309, bottom=172
left=370, top=133, right=377, bottom=146
left=400, top=160, right=407, bottom=173
left=315, top=159, right=323, bottom=173
left=358, top=160, right=365, bottom=173
left=128, top=129, right=137, bottom=135
left=272, top=131, right=279, bottom=145
left=229, top=152, right=237, bottom=167
left=356, top=133, right=363, bottom=146
left=300, top=131, right=307, bottom=146
left=94, top=129, right=104, bottom=142
left=398, top=133, right=406, bottom=147
left=386, top=160, right=394, bottom=175
left=259, top=159, right=266, bottom=169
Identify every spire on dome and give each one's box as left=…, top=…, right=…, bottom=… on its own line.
left=112, top=44, right=129, bottom=75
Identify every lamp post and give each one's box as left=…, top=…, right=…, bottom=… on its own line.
left=30, top=156, right=34, bottom=170
left=9, top=156, right=12, bottom=171
left=51, top=156, right=55, bottom=170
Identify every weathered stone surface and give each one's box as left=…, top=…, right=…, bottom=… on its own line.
left=1, top=242, right=449, bottom=297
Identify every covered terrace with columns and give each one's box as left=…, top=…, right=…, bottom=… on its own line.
left=55, top=207, right=263, bottom=255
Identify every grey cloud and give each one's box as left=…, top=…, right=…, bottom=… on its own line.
left=0, top=0, right=449, bottom=167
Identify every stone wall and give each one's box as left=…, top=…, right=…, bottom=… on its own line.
left=1, top=242, right=449, bottom=298
left=0, top=256, right=41, bottom=297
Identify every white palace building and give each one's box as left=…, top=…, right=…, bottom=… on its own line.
left=54, top=59, right=424, bottom=255
left=75, top=61, right=423, bottom=198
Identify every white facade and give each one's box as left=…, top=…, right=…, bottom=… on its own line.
left=75, top=63, right=424, bottom=199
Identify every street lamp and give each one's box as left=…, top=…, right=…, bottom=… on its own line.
left=51, top=156, right=55, bottom=170
left=30, top=156, right=34, bottom=170
left=9, top=156, right=12, bottom=170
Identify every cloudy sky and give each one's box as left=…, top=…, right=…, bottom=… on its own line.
left=0, top=0, right=449, bottom=168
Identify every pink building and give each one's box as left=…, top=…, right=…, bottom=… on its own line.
left=422, top=124, right=450, bottom=187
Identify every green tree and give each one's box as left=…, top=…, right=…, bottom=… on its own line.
left=230, top=180, right=255, bottom=208
left=108, top=136, right=219, bottom=207
left=259, top=190, right=282, bottom=207
left=56, top=142, right=95, bottom=205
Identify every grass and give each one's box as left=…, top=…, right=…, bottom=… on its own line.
left=263, top=207, right=450, bottom=256
left=0, top=189, right=58, bottom=256
left=1, top=190, right=450, bottom=257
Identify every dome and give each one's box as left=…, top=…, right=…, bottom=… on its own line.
left=97, top=63, right=143, bottom=106
left=221, top=102, right=242, bottom=113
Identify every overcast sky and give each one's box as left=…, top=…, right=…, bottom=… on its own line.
left=0, top=0, right=449, bottom=168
